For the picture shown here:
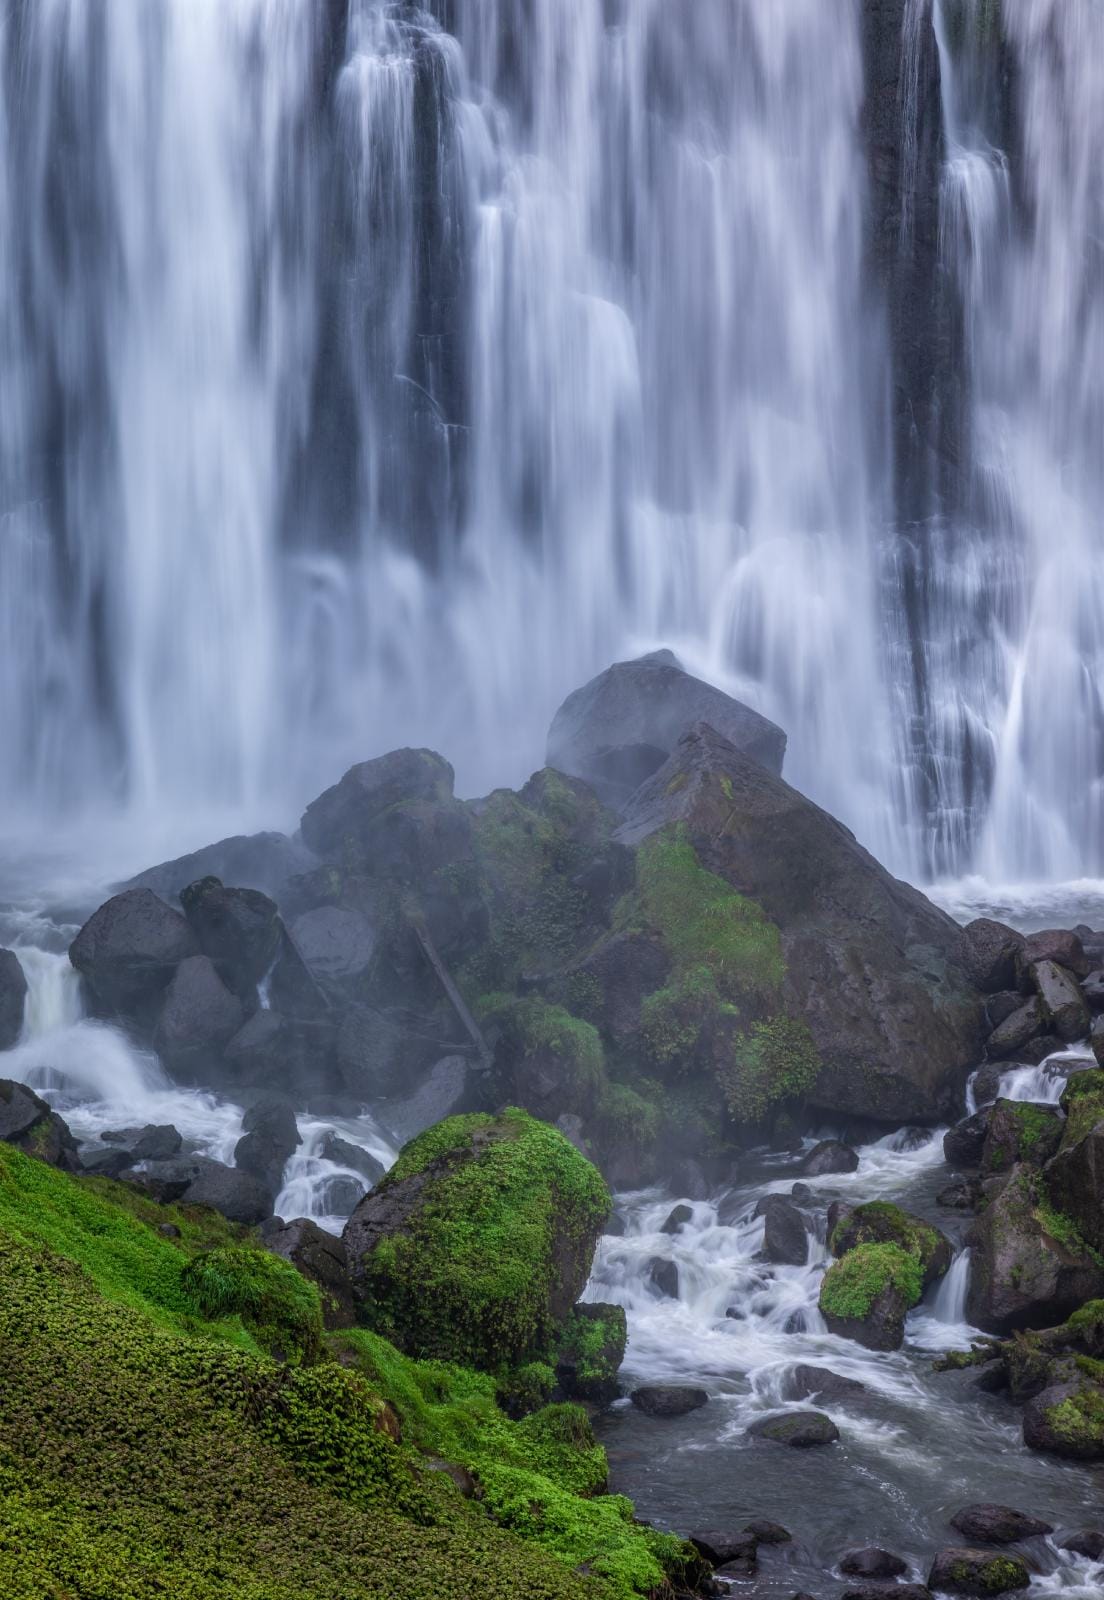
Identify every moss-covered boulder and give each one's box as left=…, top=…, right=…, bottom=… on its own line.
left=342, top=1110, right=609, bottom=1371
left=488, top=998, right=606, bottom=1122
left=966, top=1164, right=1104, bottom=1334
left=0, top=1080, right=80, bottom=1173
left=1023, top=1378, right=1104, bottom=1460
left=819, top=1242, right=924, bottom=1350
left=614, top=723, right=985, bottom=1123
left=555, top=1303, right=627, bottom=1405
left=981, top=1098, right=1064, bottom=1174
left=927, top=1547, right=1030, bottom=1595
left=830, top=1201, right=953, bottom=1290
left=1045, top=1073, right=1104, bottom=1256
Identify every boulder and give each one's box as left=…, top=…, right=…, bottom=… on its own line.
left=0, top=1080, right=80, bottom=1172
left=615, top=725, right=985, bottom=1122
left=648, top=1257, right=680, bottom=1299
left=376, top=1055, right=477, bottom=1147
left=746, top=1410, right=839, bottom=1447
left=629, top=1386, right=709, bottom=1418
left=124, top=1155, right=216, bottom=1203
left=153, top=955, right=245, bottom=1072
left=317, top=1132, right=386, bottom=1189
left=555, top=1302, right=626, bottom=1404
left=546, top=650, right=787, bottom=808
left=786, top=1365, right=866, bottom=1402
left=181, top=1161, right=274, bottom=1225
left=1059, top=1530, right=1104, bottom=1560
left=233, top=1095, right=301, bottom=1196
left=223, top=1009, right=340, bottom=1100
left=1028, top=960, right=1090, bottom=1042
left=840, top=1548, right=908, bottom=1578
left=335, top=1005, right=453, bottom=1101
left=840, top=1588, right=932, bottom=1600
left=179, top=877, right=283, bottom=1000
left=661, top=1203, right=694, bottom=1235
left=927, top=1548, right=1029, bottom=1595
left=342, top=1109, right=608, bottom=1370
left=1022, top=1378, right=1104, bottom=1459
left=986, top=1000, right=1044, bottom=1060
left=489, top=997, right=604, bottom=1123
left=289, top=906, right=377, bottom=985
left=80, top=1147, right=134, bottom=1179
left=128, top=1124, right=183, bottom=1162
left=980, top=1099, right=1064, bottom=1174
left=69, top=888, right=198, bottom=1021
left=742, top=1520, right=791, bottom=1544
left=937, top=1178, right=982, bottom=1211
left=316, top=1175, right=366, bottom=1215
left=0, top=950, right=28, bottom=1049
left=264, top=1216, right=355, bottom=1329
left=966, top=1164, right=1104, bottom=1333
left=957, top=919, right=1025, bottom=994
left=831, top=1201, right=952, bottom=1289
left=970, top=1062, right=1008, bottom=1106
left=819, top=1242, right=923, bottom=1350
left=1022, top=928, right=1090, bottom=979
left=949, top=1505, right=1052, bottom=1544
left=300, top=747, right=455, bottom=861
left=1044, top=1098, right=1104, bottom=1256
left=802, top=1139, right=859, bottom=1176
left=125, top=831, right=315, bottom=906
left=754, top=1194, right=808, bottom=1266
left=985, top=992, right=1027, bottom=1031
left=944, top=1109, right=991, bottom=1169
left=1083, top=971, right=1104, bottom=1013
left=688, top=1530, right=757, bottom=1567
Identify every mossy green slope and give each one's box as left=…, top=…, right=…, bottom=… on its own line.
left=0, top=1144, right=694, bottom=1600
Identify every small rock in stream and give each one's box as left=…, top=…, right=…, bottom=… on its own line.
left=949, top=1504, right=1053, bottom=1544
left=840, top=1547, right=908, bottom=1578
left=841, top=1586, right=933, bottom=1600
left=927, top=1547, right=1030, bottom=1595
left=801, top=1139, right=859, bottom=1176
left=660, top=1203, right=693, bottom=1234
left=747, top=1409, right=839, bottom=1447
left=787, top=1364, right=866, bottom=1402
left=647, top=1256, right=679, bottom=1298
left=742, top=1518, right=792, bottom=1543
left=1059, top=1529, right=1104, bottom=1560
left=688, top=1529, right=757, bottom=1567
left=629, top=1385, right=709, bottom=1418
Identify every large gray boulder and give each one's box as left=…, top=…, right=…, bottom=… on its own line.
left=547, top=650, right=786, bottom=808
left=69, top=888, right=198, bottom=1021
left=300, top=747, right=455, bottom=861
left=0, top=950, right=28, bottom=1050
left=179, top=877, right=283, bottom=1001
left=956, top=919, right=1025, bottom=995
left=615, top=724, right=986, bottom=1122
left=289, top=906, right=377, bottom=985
left=125, top=831, right=315, bottom=906
left=153, top=955, right=245, bottom=1073
left=1028, top=960, right=1091, bottom=1043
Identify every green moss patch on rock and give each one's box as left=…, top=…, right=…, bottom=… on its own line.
left=830, top=1201, right=952, bottom=1289
left=819, top=1242, right=924, bottom=1350
left=982, top=1098, right=1064, bottom=1173
left=180, top=1245, right=323, bottom=1365
left=489, top=997, right=607, bottom=1121
left=344, top=1110, right=610, bottom=1373
left=555, top=1303, right=627, bottom=1404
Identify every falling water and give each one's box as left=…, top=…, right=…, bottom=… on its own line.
left=0, top=1, right=1101, bottom=885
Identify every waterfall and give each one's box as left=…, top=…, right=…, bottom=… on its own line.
left=0, top=1, right=1101, bottom=885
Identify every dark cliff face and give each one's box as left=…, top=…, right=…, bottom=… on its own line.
left=861, top=0, right=962, bottom=526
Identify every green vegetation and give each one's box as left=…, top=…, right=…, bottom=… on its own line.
left=356, top=1110, right=610, bottom=1372
left=830, top=1200, right=948, bottom=1285
left=718, top=1015, right=820, bottom=1123
left=555, top=1304, right=627, bottom=1403
left=0, top=1140, right=695, bottom=1599
left=1058, top=1073, right=1104, bottom=1146
left=641, top=964, right=730, bottom=1070
left=1041, top=1384, right=1104, bottom=1454
left=180, top=1245, right=323, bottom=1365
left=819, top=1242, right=924, bottom=1323
left=496, top=997, right=606, bottom=1112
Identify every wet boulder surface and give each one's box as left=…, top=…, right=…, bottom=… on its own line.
left=0, top=949, right=28, bottom=1049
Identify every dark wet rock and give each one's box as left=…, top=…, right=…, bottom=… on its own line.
left=630, top=1385, right=708, bottom=1418
left=944, top=1109, right=991, bottom=1169
left=614, top=723, right=985, bottom=1123
left=0, top=949, right=28, bottom=1049
left=661, top=1203, right=694, bottom=1235
left=747, top=1410, right=839, bottom=1447
left=841, top=1587, right=932, bottom=1600
left=782, top=1310, right=808, bottom=1335
left=1093, top=1014, right=1104, bottom=1070
left=648, top=1257, right=679, bottom=1299
left=986, top=1000, right=1044, bottom=1061
left=335, top=1004, right=450, bottom=1101
left=669, top=1155, right=712, bottom=1201
left=265, top=1215, right=355, bottom=1329
left=81, top=1147, right=134, bottom=1179
left=1045, top=1081, right=1104, bottom=1256
left=555, top=1302, right=626, bottom=1405
left=957, top=919, right=1026, bottom=994
left=1058, top=1530, right=1104, bottom=1560
left=1023, top=1378, right=1104, bottom=1459
left=300, top=747, right=455, bottom=861
left=981, top=1099, right=1063, bottom=1174
left=129, top=1124, right=183, bottom=1162
left=377, top=1055, right=476, bottom=1146
left=547, top=649, right=787, bottom=810
left=182, top=1160, right=274, bottom=1225
left=1022, top=928, right=1091, bottom=980
left=223, top=1008, right=340, bottom=1100
left=790, top=1181, right=812, bottom=1201
left=154, top=954, right=245, bottom=1072
left=233, top=1095, right=301, bottom=1197
left=1083, top=971, right=1104, bottom=1013
left=126, top=831, right=314, bottom=906
left=724, top=1306, right=746, bottom=1321
left=787, top=1365, right=866, bottom=1402
left=827, top=1200, right=855, bottom=1237
left=157, top=1222, right=181, bottom=1239
left=966, top=1163, right=1104, bottom=1333
left=985, top=993, right=1026, bottom=1032
left=971, top=1061, right=1008, bottom=1106
left=1016, top=1033, right=1065, bottom=1067
left=180, top=877, right=283, bottom=1000
left=0, top=1080, right=80, bottom=1172
left=927, top=1547, right=1029, bottom=1594
left=755, top=1193, right=808, bottom=1265
left=831, top=1201, right=952, bottom=1290
left=289, top=905, right=377, bottom=984
left=604, top=1210, right=627, bottom=1238
left=840, top=1548, right=908, bottom=1578
left=1028, top=959, right=1091, bottom=1043
left=743, top=1519, right=791, bottom=1544
left=690, top=1529, right=757, bottom=1570
left=937, top=1179, right=982, bottom=1211
left=802, top=1140, right=859, bottom=1176
left=69, top=888, right=198, bottom=1021
left=317, top=1132, right=386, bottom=1189
left=316, top=1174, right=366, bottom=1215
left=556, top=930, right=671, bottom=1049
left=125, top=1155, right=215, bottom=1203
left=821, top=1274, right=915, bottom=1352
left=949, top=1505, right=1052, bottom=1544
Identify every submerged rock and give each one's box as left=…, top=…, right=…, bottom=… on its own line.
left=927, top=1547, right=1030, bottom=1594
left=0, top=950, right=28, bottom=1050
left=630, top=1385, right=709, bottom=1418
left=661, top=1203, right=694, bottom=1235
left=949, top=1505, right=1052, bottom=1544
left=746, top=1410, right=839, bottom=1447
left=546, top=649, right=787, bottom=807
left=648, top=1257, right=680, bottom=1299
left=786, top=1364, right=866, bottom=1402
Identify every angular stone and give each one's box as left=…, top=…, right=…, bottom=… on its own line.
left=981, top=1099, right=1063, bottom=1174
left=265, top=1216, right=355, bottom=1329
left=1029, top=960, right=1091, bottom=1043
left=802, top=1139, right=859, bottom=1176
left=1022, top=928, right=1090, bottom=979
left=840, top=1548, right=908, bottom=1578
left=69, top=888, right=198, bottom=1020
left=986, top=1000, right=1043, bottom=1060
left=957, top=919, right=1025, bottom=994
left=629, top=1385, right=708, bottom=1418
left=754, top=1194, right=808, bottom=1265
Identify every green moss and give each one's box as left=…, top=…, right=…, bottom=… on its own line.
left=180, top=1246, right=323, bottom=1365
left=1064, top=1299, right=1104, bottom=1339
left=496, top=1361, right=555, bottom=1417
left=1004, top=1101, right=1060, bottom=1158
left=718, top=1014, right=821, bottom=1124
left=357, top=1110, right=610, bottom=1372
left=1044, top=1384, right=1104, bottom=1450
left=640, top=963, right=722, bottom=1070
left=819, top=1242, right=924, bottom=1323
left=830, top=1201, right=946, bottom=1280
left=594, top=1080, right=662, bottom=1148
left=498, top=997, right=606, bottom=1109
left=555, top=1304, right=627, bottom=1402
left=1058, top=1078, right=1104, bottom=1147
left=1033, top=1193, right=1104, bottom=1267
